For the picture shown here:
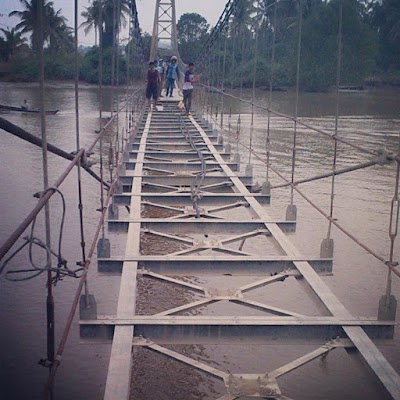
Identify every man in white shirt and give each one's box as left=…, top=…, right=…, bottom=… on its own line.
left=182, top=63, right=195, bottom=115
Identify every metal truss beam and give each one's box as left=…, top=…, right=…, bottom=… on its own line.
left=97, top=256, right=333, bottom=275
left=113, top=193, right=270, bottom=206
left=81, top=316, right=394, bottom=344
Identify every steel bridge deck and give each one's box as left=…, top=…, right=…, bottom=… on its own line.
left=82, top=100, right=400, bottom=400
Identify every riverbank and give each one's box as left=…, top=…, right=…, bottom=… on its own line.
left=365, top=72, right=400, bottom=88
left=1, top=71, right=400, bottom=93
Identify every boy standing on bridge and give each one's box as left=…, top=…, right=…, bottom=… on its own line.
left=182, top=63, right=195, bottom=115
left=165, top=56, right=180, bottom=97
left=146, top=61, right=160, bottom=110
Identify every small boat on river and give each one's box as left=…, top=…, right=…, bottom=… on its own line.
left=0, top=104, right=59, bottom=115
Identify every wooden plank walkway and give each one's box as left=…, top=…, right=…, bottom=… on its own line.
left=81, top=97, right=400, bottom=400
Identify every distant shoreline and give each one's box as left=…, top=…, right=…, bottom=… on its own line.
left=0, top=76, right=399, bottom=93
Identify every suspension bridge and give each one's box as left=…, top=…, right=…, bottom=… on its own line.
left=0, top=0, right=399, bottom=399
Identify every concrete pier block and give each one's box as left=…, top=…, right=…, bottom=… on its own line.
left=108, top=201, right=119, bottom=220
left=119, top=163, right=126, bottom=176
left=113, top=179, right=123, bottom=195
left=245, top=164, right=253, bottom=178
left=225, top=143, right=232, bottom=155
left=80, top=294, right=97, bottom=320
left=97, top=238, right=111, bottom=258
left=378, top=295, right=397, bottom=321
left=320, top=238, right=334, bottom=258
left=286, top=204, right=297, bottom=222
left=262, top=181, right=271, bottom=196
left=123, top=151, right=130, bottom=162
left=233, top=153, right=240, bottom=172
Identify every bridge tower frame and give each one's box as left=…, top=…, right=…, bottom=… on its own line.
left=150, top=0, right=179, bottom=62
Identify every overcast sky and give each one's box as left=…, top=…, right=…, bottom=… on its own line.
left=0, top=0, right=228, bottom=45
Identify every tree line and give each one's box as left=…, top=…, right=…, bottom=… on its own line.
left=0, top=0, right=399, bottom=91
left=178, top=0, right=400, bottom=91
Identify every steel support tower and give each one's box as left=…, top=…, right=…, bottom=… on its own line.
left=150, top=0, right=179, bottom=61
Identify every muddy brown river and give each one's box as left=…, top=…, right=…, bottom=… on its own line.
left=0, top=82, right=399, bottom=399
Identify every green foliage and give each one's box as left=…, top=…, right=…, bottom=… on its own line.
left=177, top=13, right=210, bottom=64
left=0, top=37, right=8, bottom=62
left=3, top=0, right=399, bottom=89
left=177, top=13, right=209, bottom=43
left=9, top=0, right=73, bottom=53
left=8, top=51, right=74, bottom=81
left=80, top=0, right=131, bottom=49
left=9, top=54, right=38, bottom=81
left=0, top=28, right=27, bottom=61
left=79, top=46, right=129, bottom=84
left=202, top=0, right=381, bottom=91
left=297, top=0, right=378, bottom=90
left=44, top=52, right=75, bottom=80
left=369, top=0, right=400, bottom=71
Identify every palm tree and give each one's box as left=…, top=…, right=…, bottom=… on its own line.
left=81, top=0, right=102, bottom=45
left=47, top=7, right=73, bottom=53
left=9, top=0, right=71, bottom=53
left=0, top=37, right=8, bottom=61
left=0, top=27, right=26, bottom=60
left=9, top=0, right=43, bottom=51
left=81, top=0, right=131, bottom=48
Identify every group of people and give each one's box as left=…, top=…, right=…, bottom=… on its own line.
left=146, top=55, right=196, bottom=115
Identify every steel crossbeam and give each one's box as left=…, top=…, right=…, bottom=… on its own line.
left=97, top=255, right=333, bottom=275
left=126, top=161, right=236, bottom=172
left=119, top=175, right=254, bottom=186
left=113, top=193, right=270, bottom=206
left=81, top=316, right=394, bottom=344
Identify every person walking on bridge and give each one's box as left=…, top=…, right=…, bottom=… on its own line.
left=165, top=56, right=180, bottom=97
left=182, top=63, right=195, bottom=115
left=155, top=59, right=165, bottom=98
left=146, top=61, right=160, bottom=110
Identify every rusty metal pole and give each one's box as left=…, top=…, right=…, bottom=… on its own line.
left=37, top=0, right=54, bottom=395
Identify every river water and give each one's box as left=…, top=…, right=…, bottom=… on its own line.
left=0, top=82, right=399, bottom=400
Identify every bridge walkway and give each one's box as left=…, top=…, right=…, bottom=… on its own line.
left=80, top=97, right=400, bottom=400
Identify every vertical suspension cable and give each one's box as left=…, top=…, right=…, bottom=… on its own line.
left=239, top=24, right=245, bottom=100
left=249, top=0, right=260, bottom=165
left=38, top=0, right=54, bottom=389
left=230, top=4, right=237, bottom=90
left=217, top=35, right=222, bottom=121
left=237, top=20, right=245, bottom=154
left=126, top=9, right=131, bottom=93
left=327, top=3, right=343, bottom=240
left=289, top=0, right=303, bottom=206
left=108, top=0, right=117, bottom=187
left=115, top=0, right=122, bottom=170
left=74, top=0, right=89, bottom=307
left=98, top=1, right=106, bottom=241
left=266, top=1, right=277, bottom=183
left=111, top=0, right=117, bottom=117
left=125, top=7, right=132, bottom=154
left=220, top=26, right=228, bottom=128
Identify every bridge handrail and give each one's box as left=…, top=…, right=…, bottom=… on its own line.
left=199, top=85, right=400, bottom=279
left=0, top=84, right=145, bottom=264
